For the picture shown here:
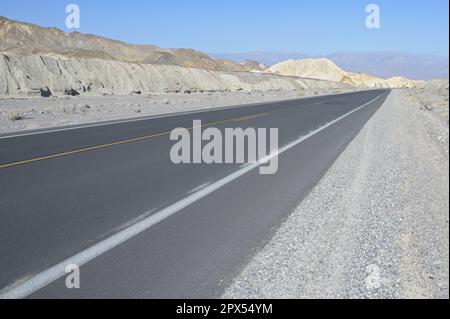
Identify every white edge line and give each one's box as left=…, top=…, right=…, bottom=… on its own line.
left=0, top=89, right=383, bottom=140
left=0, top=92, right=387, bottom=299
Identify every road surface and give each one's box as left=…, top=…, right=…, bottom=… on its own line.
left=0, top=89, right=389, bottom=298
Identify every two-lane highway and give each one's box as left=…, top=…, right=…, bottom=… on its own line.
left=0, top=90, right=389, bottom=298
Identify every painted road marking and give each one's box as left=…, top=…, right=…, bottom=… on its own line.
left=0, top=90, right=370, bottom=140
left=0, top=95, right=354, bottom=170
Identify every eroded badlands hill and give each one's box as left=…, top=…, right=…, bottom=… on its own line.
left=267, top=58, right=421, bottom=89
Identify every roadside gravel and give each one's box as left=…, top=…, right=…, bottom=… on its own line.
left=223, top=89, right=449, bottom=299
left=0, top=88, right=352, bottom=134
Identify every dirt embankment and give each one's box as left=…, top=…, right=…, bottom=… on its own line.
left=405, top=80, right=449, bottom=124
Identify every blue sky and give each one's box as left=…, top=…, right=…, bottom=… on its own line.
left=1, top=0, right=448, bottom=56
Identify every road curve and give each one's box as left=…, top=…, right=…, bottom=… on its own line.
left=0, top=89, right=389, bottom=298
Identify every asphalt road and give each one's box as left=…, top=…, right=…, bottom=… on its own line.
left=0, top=89, right=389, bottom=298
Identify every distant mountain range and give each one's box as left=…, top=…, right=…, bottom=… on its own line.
left=210, top=51, right=449, bottom=80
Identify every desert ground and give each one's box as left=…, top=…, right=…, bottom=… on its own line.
left=0, top=88, right=354, bottom=134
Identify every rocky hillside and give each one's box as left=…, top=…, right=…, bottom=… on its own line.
left=0, top=52, right=351, bottom=97
left=0, top=16, right=354, bottom=97
left=0, top=16, right=251, bottom=72
left=267, top=58, right=421, bottom=88
left=1, top=16, right=425, bottom=98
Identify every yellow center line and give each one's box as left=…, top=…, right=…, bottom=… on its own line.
left=232, top=112, right=271, bottom=122
left=0, top=119, right=232, bottom=170
left=0, top=99, right=326, bottom=170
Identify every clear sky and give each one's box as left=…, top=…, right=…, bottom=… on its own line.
left=1, top=0, right=448, bottom=56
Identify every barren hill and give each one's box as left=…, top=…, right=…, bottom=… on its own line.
left=0, top=16, right=355, bottom=97
left=3, top=16, right=424, bottom=98
left=0, top=16, right=247, bottom=72
left=268, top=58, right=347, bottom=82
left=267, top=58, right=421, bottom=88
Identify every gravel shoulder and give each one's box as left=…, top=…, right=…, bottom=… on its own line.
left=223, top=89, right=449, bottom=299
